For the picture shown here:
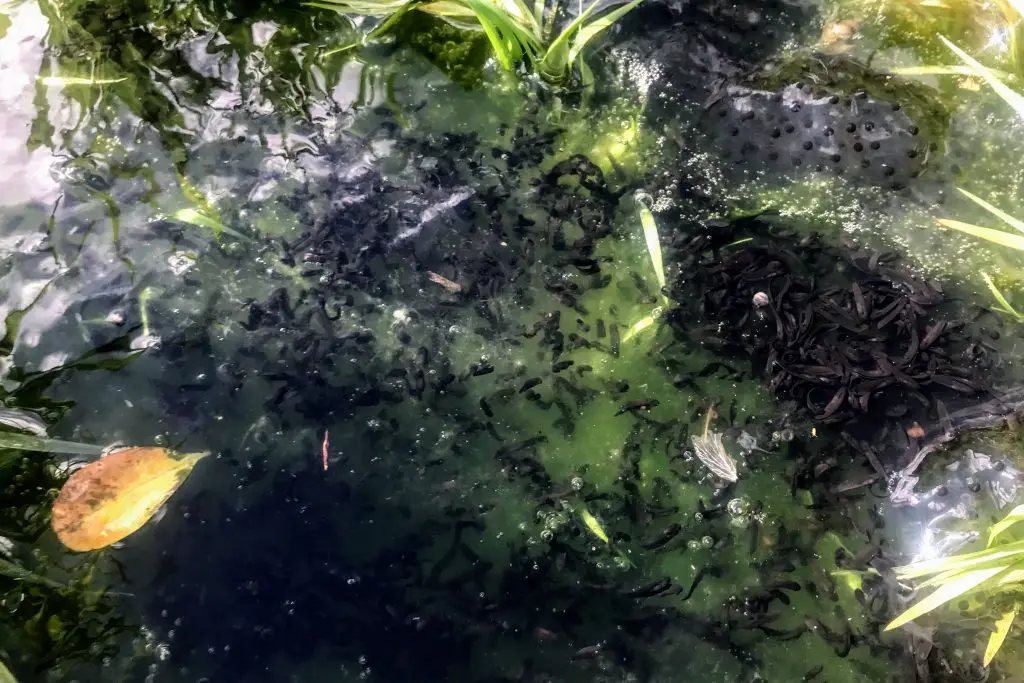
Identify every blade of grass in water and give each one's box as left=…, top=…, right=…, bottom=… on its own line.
left=38, top=76, right=127, bottom=86
left=958, top=188, right=1024, bottom=235
left=886, top=565, right=1010, bottom=630
left=934, top=218, right=1024, bottom=251
left=634, top=192, right=666, bottom=293
left=985, top=608, right=1017, bottom=666
left=891, top=65, right=1010, bottom=77
left=172, top=209, right=251, bottom=242
left=981, top=272, right=1024, bottom=318
left=939, top=34, right=1024, bottom=119
left=0, top=433, right=106, bottom=456
left=565, top=0, right=643, bottom=65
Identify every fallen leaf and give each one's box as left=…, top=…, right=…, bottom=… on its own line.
left=51, top=447, right=207, bottom=551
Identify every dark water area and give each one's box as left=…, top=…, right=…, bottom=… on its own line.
left=5, top=0, right=1024, bottom=682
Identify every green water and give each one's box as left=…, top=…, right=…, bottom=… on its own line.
left=3, top=0, right=1024, bottom=681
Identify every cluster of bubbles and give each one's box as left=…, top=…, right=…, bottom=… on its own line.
left=771, top=429, right=795, bottom=442
left=686, top=535, right=716, bottom=551
left=532, top=508, right=571, bottom=543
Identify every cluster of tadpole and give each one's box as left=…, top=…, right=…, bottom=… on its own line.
left=662, top=215, right=1011, bottom=470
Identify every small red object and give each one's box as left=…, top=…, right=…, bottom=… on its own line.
left=322, top=430, right=330, bottom=471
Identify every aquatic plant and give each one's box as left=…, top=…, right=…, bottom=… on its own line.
left=886, top=504, right=1024, bottom=666
left=311, top=0, right=644, bottom=87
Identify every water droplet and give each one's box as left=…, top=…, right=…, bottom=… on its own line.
left=701, top=535, right=714, bottom=549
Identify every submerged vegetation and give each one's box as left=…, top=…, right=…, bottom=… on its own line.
left=311, top=0, right=644, bottom=86
left=886, top=504, right=1024, bottom=666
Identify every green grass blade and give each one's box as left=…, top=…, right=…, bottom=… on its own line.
left=0, top=433, right=106, bottom=456
left=886, top=565, right=1011, bottom=630
left=934, top=218, right=1024, bottom=251
left=891, top=65, right=1014, bottom=78
left=981, top=272, right=1024, bottom=318
left=894, top=539, right=1024, bottom=579
left=958, top=187, right=1024, bottom=235
left=38, top=76, right=127, bottom=86
left=635, top=192, right=665, bottom=291
left=988, top=504, right=1024, bottom=547
left=172, top=209, right=251, bottom=242
left=985, top=608, right=1016, bottom=666
left=540, top=0, right=603, bottom=74
left=939, top=34, right=1024, bottom=119
left=566, top=0, right=644, bottom=65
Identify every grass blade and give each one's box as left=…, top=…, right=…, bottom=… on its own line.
left=939, top=34, right=1024, bottom=119
left=891, top=65, right=1013, bottom=78
left=934, top=218, right=1024, bottom=251
left=958, top=187, right=1024, bottom=235
left=566, top=0, right=644, bottom=65
left=0, top=433, right=106, bottom=456
left=981, top=272, right=1024, bottom=318
left=988, top=504, right=1024, bottom=547
left=38, top=76, right=126, bottom=86
left=635, top=192, right=665, bottom=291
left=172, top=209, right=251, bottom=242
left=886, top=565, right=1011, bottom=630
left=894, top=539, right=1024, bottom=579
left=579, top=508, right=609, bottom=543
left=985, top=608, right=1017, bottom=666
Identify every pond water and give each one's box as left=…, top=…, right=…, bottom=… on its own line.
left=5, top=0, right=1024, bottom=681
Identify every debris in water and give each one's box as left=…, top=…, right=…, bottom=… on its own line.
left=322, top=430, right=330, bottom=471
left=427, top=271, right=462, bottom=293
left=690, top=407, right=738, bottom=482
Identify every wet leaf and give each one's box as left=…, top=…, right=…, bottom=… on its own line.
left=0, top=408, right=48, bottom=437
left=51, top=447, right=208, bottom=551
left=984, top=608, right=1016, bottom=666
left=886, top=565, right=1010, bottom=630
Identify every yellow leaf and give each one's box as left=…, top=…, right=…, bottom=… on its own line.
left=51, top=447, right=207, bottom=551
left=886, top=565, right=1010, bottom=631
left=985, top=608, right=1017, bottom=666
